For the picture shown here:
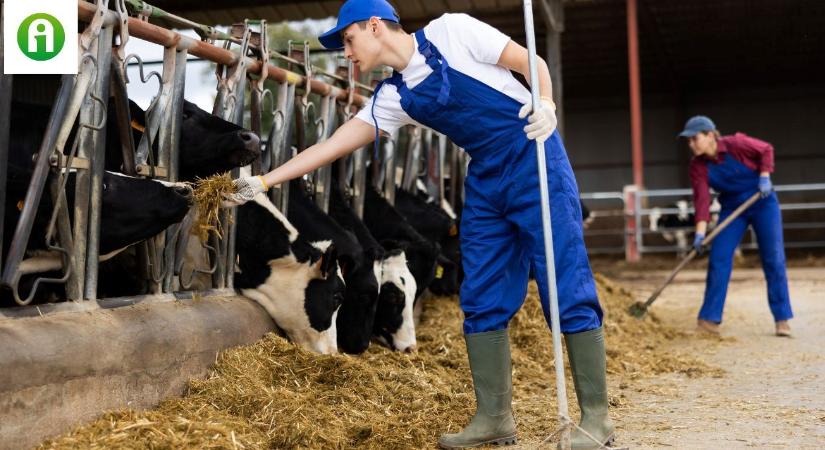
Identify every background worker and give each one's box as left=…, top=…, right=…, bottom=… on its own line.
left=680, top=115, right=793, bottom=337
left=224, top=0, right=613, bottom=448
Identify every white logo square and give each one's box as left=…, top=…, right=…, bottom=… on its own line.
left=3, top=0, right=78, bottom=74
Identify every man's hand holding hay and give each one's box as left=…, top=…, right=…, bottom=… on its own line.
left=221, top=175, right=268, bottom=207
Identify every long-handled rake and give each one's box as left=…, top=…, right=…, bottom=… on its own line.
left=522, top=1, right=572, bottom=448
left=628, top=192, right=761, bottom=318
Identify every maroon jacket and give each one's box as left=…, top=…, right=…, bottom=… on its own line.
left=688, top=132, right=775, bottom=223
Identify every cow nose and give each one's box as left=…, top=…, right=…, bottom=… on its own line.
left=238, top=131, right=261, bottom=152
left=174, top=185, right=193, bottom=200
left=403, top=345, right=417, bottom=353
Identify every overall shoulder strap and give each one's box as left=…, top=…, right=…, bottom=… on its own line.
left=414, top=29, right=450, bottom=105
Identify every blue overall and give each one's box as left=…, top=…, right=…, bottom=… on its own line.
left=374, top=30, right=602, bottom=335
left=700, top=153, right=793, bottom=323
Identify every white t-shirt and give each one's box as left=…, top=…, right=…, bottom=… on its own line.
left=354, top=13, right=532, bottom=138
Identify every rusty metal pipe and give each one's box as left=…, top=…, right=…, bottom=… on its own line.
left=77, top=1, right=367, bottom=108
left=627, top=0, right=644, bottom=189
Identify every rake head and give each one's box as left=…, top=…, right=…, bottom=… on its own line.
left=627, top=301, right=649, bottom=319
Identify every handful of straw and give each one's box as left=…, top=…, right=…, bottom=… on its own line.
left=192, top=173, right=237, bottom=243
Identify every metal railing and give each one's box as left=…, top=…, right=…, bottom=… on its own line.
left=581, top=183, right=825, bottom=258
left=0, top=0, right=469, bottom=305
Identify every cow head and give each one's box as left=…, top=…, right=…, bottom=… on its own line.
left=97, top=172, right=192, bottom=255
left=374, top=248, right=417, bottom=352
left=178, top=101, right=260, bottom=180
left=336, top=255, right=382, bottom=354
left=236, top=196, right=343, bottom=354
left=427, top=253, right=460, bottom=296
left=124, top=100, right=261, bottom=181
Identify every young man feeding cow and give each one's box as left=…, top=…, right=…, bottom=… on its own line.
left=222, top=0, right=613, bottom=448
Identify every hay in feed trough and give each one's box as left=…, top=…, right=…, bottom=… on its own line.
left=192, top=173, right=236, bottom=242
left=40, top=275, right=723, bottom=449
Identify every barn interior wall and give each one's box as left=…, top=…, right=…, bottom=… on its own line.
left=565, top=84, right=825, bottom=194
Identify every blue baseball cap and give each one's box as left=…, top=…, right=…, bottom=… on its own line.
left=678, top=115, right=716, bottom=138
left=318, top=0, right=400, bottom=50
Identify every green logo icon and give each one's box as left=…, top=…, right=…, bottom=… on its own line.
left=17, top=13, right=65, bottom=61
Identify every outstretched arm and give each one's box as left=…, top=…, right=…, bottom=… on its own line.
left=223, top=117, right=375, bottom=206
left=261, top=117, right=375, bottom=187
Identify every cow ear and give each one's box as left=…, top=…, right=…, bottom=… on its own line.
left=313, top=243, right=338, bottom=278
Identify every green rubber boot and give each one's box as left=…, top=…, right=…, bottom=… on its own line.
left=438, top=329, right=517, bottom=449
left=565, top=327, right=615, bottom=450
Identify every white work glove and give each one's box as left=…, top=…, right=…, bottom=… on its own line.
left=222, top=175, right=267, bottom=207
left=518, top=97, right=557, bottom=142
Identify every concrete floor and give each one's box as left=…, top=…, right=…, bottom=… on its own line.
left=605, top=267, right=825, bottom=449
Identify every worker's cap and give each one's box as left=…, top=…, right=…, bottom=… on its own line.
left=318, top=0, right=400, bottom=50
left=678, top=115, right=716, bottom=138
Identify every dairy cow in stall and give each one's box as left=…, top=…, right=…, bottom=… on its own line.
left=234, top=189, right=343, bottom=355
left=327, top=182, right=419, bottom=353
left=2, top=102, right=194, bottom=304
left=393, top=188, right=461, bottom=296
left=286, top=179, right=384, bottom=354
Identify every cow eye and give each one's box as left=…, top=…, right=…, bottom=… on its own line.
left=399, top=277, right=406, bottom=287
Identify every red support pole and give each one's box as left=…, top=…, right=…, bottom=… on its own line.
left=627, top=0, right=644, bottom=189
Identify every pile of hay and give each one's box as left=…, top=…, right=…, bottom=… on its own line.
left=191, top=173, right=236, bottom=242
left=40, top=275, right=720, bottom=449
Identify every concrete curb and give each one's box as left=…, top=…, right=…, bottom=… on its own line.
left=0, top=294, right=276, bottom=450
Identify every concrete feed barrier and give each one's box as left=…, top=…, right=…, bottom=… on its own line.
left=0, top=294, right=277, bottom=450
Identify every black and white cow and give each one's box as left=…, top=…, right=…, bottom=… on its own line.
left=2, top=102, right=194, bottom=303
left=364, top=185, right=440, bottom=301
left=287, top=179, right=382, bottom=354
left=361, top=185, right=448, bottom=350
left=327, top=182, right=420, bottom=353
left=649, top=200, right=694, bottom=253
left=393, top=187, right=461, bottom=297
left=648, top=198, right=740, bottom=257
left=2, top=173, right=191, bottom=304
left=373, top=245, right=418, bottom=352
left=235, top=191, right=343, bottom=354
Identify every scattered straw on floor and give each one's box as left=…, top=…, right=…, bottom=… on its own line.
left=40, top=274, right=722, bottom=449
left=192, top=173, right=236, bottom=242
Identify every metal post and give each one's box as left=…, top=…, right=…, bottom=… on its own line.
left=623, top=184, right=640, bottom=262
left=425, top=133, right=446, bottom=204
left=1, top=75, right=76, bottom=289
left=313, top=94, right=337, bottom=212
left=351, top=146, right=367, bottom=218
left=538, top=0, right=565, bottom=135
left=74, top=50, right=99, bottom=301
left=210, top=24, right=250, bottom=290
left=269, top=82, right=296, bottom=213
left=401, top=126, right=422, bottom=192
left=0, top=31, right=11, bottom=275
left=627, top=0, right=644, bottom=188
left=162, top=48, right=187, bottom=293
left=382, top=137, right=397, bottom=205
left=523, top=1, right=570, bottom=448
left=84, top=24, right=114, bottom=300
left=110, top=60, right=138, bottom=175
left=448, top=143, right=459, bottom=208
